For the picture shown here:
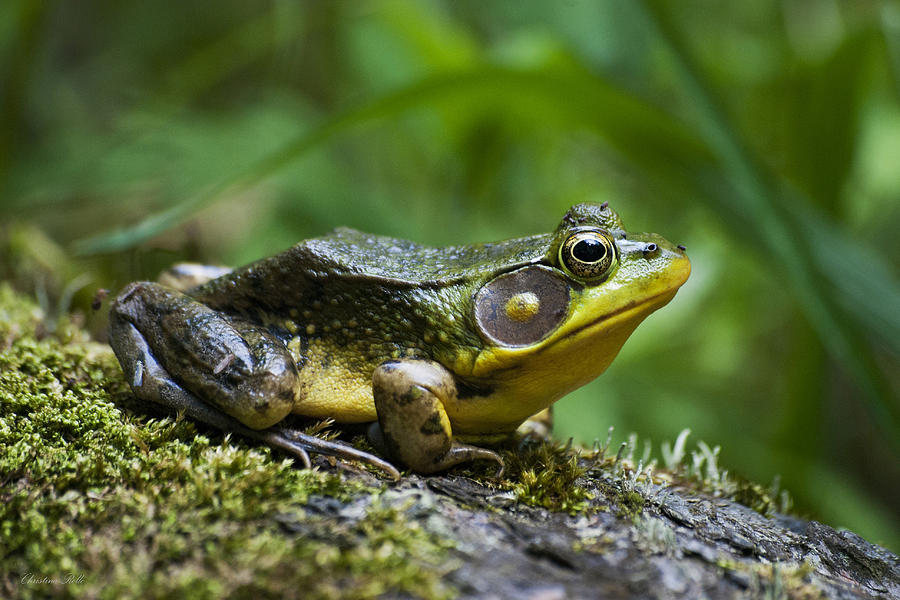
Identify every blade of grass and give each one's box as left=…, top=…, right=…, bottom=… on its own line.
left=72, top=64, right=714, bottom=255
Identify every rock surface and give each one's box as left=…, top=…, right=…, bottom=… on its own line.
left=315, top=463, right=899, bottom=600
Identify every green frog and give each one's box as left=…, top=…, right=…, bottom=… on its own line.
left=108, top=203, right=690, bottom=479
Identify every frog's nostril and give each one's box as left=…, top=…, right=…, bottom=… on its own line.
left=641, top=243, right=660, bottom=259
left=677, top=244, right=686, bottom=251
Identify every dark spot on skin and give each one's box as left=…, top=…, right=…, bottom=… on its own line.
left=248, top=269, right=265, bottom=293
left=379, top=361, right=401, bottom=373
left=396, top=387, right=424, bottom=405
left=456, top=379, right=494, bottom=400
left=600, top=201, right=609, bottom=210
left=293, top=335, right=310, bottom=368
left=419, top=412, right=444, bottom=436
left=278, top=387, right=295, bottom=402
left=254, top=401, right=270, bottom=414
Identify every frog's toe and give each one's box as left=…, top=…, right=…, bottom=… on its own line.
left=437, top=442, right=505, bottom=477
left=259, top=430, right=312, bottom=469
left=271, top=427, right=401, bottom=480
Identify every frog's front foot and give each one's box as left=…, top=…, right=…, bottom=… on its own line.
left=109, top=282, right=400, bottom=480
left=371, top=360, right=504, bottom=476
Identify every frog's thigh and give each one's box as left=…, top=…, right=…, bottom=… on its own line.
left=109, top=282, right=298, bottom=429
left=372, top=359, right=503, bottom=475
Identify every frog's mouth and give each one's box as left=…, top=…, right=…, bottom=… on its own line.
left=562, top=253, right=690, bottom=344
left=563, top=287, right=680, bottom=344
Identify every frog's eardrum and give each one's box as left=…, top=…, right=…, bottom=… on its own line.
left=474, top=266, right=570, bottom=347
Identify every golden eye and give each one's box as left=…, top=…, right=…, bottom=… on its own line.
left=559, top=229, right=617, bottom=281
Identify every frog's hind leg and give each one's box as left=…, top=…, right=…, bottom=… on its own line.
left=371, top=359, right=504, bottom=475
left=109, top=282, right=400, bottom=479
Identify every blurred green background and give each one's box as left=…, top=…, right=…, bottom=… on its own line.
left=2, top=0, right=898, bottom=550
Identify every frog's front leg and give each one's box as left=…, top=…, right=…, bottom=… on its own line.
left=109, top=282, right=400, bottom=479
left=371, top=360, right=504, bottom=475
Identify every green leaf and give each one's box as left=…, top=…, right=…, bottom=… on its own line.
left=72, top=64, right=713, bottom=254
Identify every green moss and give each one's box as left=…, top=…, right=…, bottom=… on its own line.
left=730, top=476, right=780, bottom=518
left=618, top=489, right=646, bottom=520
left=589, top=475, right=646, bottom=522
left=491, top=440, right=593, bottom=514
left=0, top=285, right=454, bottom=600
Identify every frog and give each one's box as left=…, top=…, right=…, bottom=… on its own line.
left=108, top=202, right=690, bottom=479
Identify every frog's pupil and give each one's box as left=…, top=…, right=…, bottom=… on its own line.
left=573, top=238, right=606, bottom=263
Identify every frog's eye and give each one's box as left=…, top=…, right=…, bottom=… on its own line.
left=559, top=228, right=617, bottom=282
left=474, top=266, right=570, bottom=347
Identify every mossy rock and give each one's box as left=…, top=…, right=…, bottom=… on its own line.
left=1, top=284, right=898, bottom=600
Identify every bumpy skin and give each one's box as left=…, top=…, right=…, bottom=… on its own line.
left=108, top=203, right=690, bottom=477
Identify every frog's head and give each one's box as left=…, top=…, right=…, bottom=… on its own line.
left=447, top=203, right=690, bottom=432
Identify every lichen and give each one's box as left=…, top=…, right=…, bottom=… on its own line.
left=660, top=429, right=793, bottom=516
